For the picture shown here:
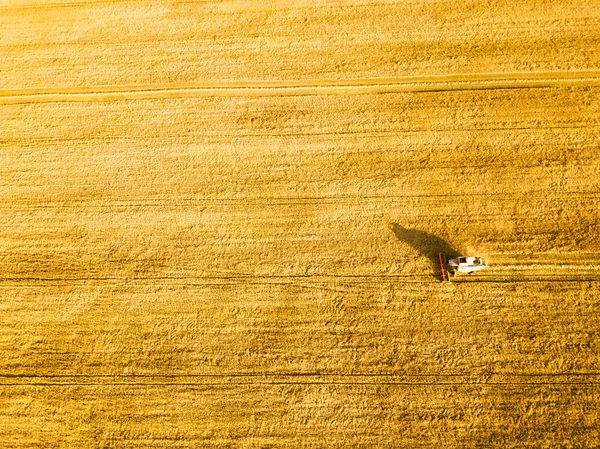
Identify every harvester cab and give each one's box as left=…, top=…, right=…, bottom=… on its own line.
left=447, top=256, right=488, bottom=275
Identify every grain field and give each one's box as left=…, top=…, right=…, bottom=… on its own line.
left=2, top=0, right=600, bottom=447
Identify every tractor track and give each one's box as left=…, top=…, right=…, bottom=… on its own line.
left=2, top=124, right=598, bottom=146
left=0, top=0, right=213, bottom=9
left=0, top=274, right=438, bottom=288
left=1, top=372, right=599, bottom=387
left=0, top=0, right=389, bottom=10
left=2, top=273, right=600, bottom=288
left=2, top=71, right=600, bottom=104
left=3, top=191, right=600, bottom=210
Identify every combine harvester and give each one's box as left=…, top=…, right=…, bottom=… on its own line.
left=437, top=253, right=489, bottom=282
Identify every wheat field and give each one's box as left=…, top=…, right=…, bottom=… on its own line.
left=2, top=0, right=600, bottom=447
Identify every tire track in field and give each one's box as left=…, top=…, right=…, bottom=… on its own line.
left=3, top=190, right=600, bottom=210
left=0, top=0, right=211, bottom=9
left=2, top=273, right=600, bottom=288
left=1, top=373, right=599, bottom=387
left=2, top=124, right=596, bottom=146
left=2, top=71, right=600, bottom=104
left=0, top=274, right=437, bottom=288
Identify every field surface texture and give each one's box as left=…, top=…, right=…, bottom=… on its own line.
left=2, top=0, right=600, bottom=447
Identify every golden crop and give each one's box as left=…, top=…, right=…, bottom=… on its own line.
left=1, top=0, right=600, bottom=447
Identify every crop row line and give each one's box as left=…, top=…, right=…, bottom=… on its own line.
left=3, top=125, right=598, bottom=144
left=1, top=373, right=599, bottom=387
left=3, top=191, right=599, bottom=210
left=1, top=275, right=599, bottom=288
left=2, top=71, right=600, bottom=104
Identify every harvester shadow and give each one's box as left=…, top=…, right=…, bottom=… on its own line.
left=390, top=223, right=461, bottom=280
